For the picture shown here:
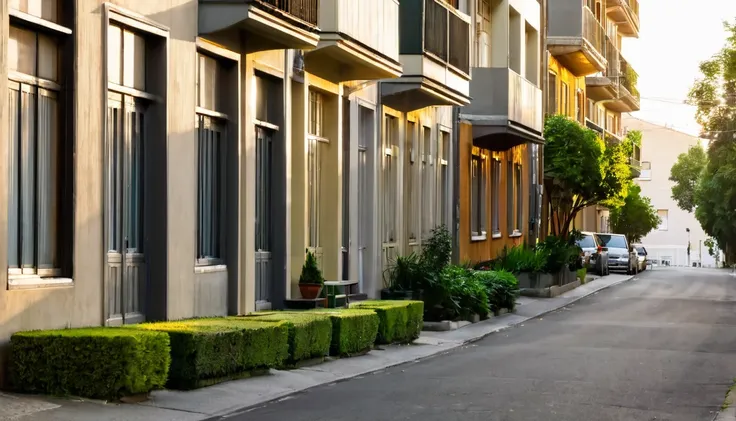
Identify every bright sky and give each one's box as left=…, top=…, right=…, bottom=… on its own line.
left=622, top=0, right=736, bottom=136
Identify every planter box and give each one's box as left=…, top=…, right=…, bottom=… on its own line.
left=519, top=269, right=580, bottom=298
left=516, top=272, right=555, bottom=289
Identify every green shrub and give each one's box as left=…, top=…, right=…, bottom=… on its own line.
left=537, top=235, right=583, bottom=273
left=133, top=318, right=288, bottom=389
left=243, top=313, right=332, bottom=364
left=10, top=328, right=170, bottom=399
left=305, top=309, right=379, bottom=356
left=351, top=300, right=424, bottom=344
left=299, top=250, right=324, bottom=285
left=421, top=265, right=489, bottom=321
left=420, top=225, right=453, bottom=274
left=474, top=269, right=519, bottom=313
left=492, top=245, right=547, bottom=273
left=383, top=253, right=433, bottom=292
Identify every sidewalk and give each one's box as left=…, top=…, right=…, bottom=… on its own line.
left=2, top=273, right=635, bottom=421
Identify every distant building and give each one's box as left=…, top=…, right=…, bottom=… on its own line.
left=623, top=116, right=718, bottom=267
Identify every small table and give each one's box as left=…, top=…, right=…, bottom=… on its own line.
left=323, top=280, right=359, bottom=308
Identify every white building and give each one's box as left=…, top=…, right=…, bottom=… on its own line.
left=624, top=115, right=718, bottom=267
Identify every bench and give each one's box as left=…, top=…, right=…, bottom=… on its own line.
left=323, top=280, right=359, bottom=308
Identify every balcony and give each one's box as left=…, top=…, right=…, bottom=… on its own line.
left=199, top=0, right=320, bottom=53
left=380, top=0, right=471, bottom=112
left=604, top=55, right=640, bottom=113
left=629, top=143, right=642, bottom=178
left=607, top=0, right=640, bottom=38
left=305, top=0, right=402, bottom=83
left=461, top=68, right=543, bottom=151
left=547, top=2, right=606, bottom=76
left=586, top=36, right=619, bottom=101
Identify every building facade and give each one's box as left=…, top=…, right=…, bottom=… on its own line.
left=544, top=0, right=641, bottom=235
left=625, top=116, right=717, bottom=268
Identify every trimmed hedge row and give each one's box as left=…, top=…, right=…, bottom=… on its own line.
left=241, top=313, right=332, bottom=365
left=351, top=300, right=423, bottom=344
left=133, top=318, right=289, bottom=389
left=304, top=309, right=379, bottom=356
left=10, top=328, right=170, bottom=399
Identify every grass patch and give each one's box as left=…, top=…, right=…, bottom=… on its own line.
left=10, top=328, right=170, bottom=399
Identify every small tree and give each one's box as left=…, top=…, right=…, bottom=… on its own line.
left=669, top=144, right=707, bottom=213
left=299, top=250, right=324, bottom=285
left=609, top=183, right=661, bottom=243
left=543, top=115, right=631, bottom=238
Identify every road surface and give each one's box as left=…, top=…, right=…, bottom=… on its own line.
left=230, top=268, right=736, bottom=421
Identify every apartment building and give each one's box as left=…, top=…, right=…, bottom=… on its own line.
left=455, top=0, right=543, bottom=262
left=0, top=0, right=474, bottom=363
left=544, top=0, right=641, bottom=234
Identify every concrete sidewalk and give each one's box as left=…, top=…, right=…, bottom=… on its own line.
left=3, top=273, right=635, bottom=421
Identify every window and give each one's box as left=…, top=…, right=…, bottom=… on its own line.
left=640, top=161, right=652, bottom=180
left=421, top=126, right=434, bottom=238
left=657, top=210, right=668, bottom=231
left=471, top=151, right=486, bottom=239
left=476, top=0, right=491, bottom=67
left=491, top=158, right=501, bottom=236
left=515, top=163, right=523, bottom=233
left=406, top=121, right=418, bottom=243
left=8, top=2, right=71, bottom=281
left=439, top=130, right=450, bottom=227
left=196, top=53, right=227, bottom=265
left=383, top=115, right=399, bottom=244
left=560, top=82, right=569, bottom=116
left=576, top=91, right=585, bottom=123
left=548, top=72, right=557, bottom=115
left=307, top=90, right=326, bottom=249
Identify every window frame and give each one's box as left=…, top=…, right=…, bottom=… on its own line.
left=406, top=120, right=419, bottom=244
left=470, top=150, right=487, bottom=241
left=548, top=71, right=558, bottom=115
left=438, top=128, right=450, bottom=229
left=307, top=90, right=327, bottom=251
left=491, top=157, right=502, bottom=238
left=421, top=125, right=435, bottom=239
left=657, top=209, right=668, bottom=231
left=7, top=1, right=74, bottom=289
left=560, top=81, right=569, bottom=116
left=383, top=114, right=399, bottom=245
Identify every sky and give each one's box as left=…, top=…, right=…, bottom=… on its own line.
left=622, top=0, right=736, bottom=136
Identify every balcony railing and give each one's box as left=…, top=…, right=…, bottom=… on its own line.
left=604, top=36, right=620, bottom=84
left=422, top=0, right=470, bottom=74
left=619, top=56, right=640, bottom=99
left=583, top=6, right=605, bottom=57
left=259, top=0, right=318, bottom=25
left=624, top=0, right=639, bottom=18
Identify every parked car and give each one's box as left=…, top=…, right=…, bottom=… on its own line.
left=633, top=244, right=648, bottom=272
left=576, top=232, right=609, bottom=276
left=596, top=233, right=638, bottom=275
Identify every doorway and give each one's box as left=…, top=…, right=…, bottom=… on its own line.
left=255, top=126, right=273, bottom=309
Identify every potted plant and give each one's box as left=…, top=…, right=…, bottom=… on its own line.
left=299, top=250, right=324, bottom=299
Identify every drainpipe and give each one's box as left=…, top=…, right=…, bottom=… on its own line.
left=452, top=106, right=460, bottom=264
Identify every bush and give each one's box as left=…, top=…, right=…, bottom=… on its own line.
left=421, top=265, right=490, bottom=321
left=10, top=328, right=170, bottom=399
left=133, top=318, right=288, bottom=389
left=492, top=245, right=547, bottom=273
left=383, top=253, right=433, bottom=292
left=351, top=300, right=424, bottom=344
left=420, top=226, right=453, bottom=274
left=243, top=313, right=332, bottom=364
left=537, top=235, right=583, bottom=273
left=474, top=270, right=519, bottom=313
left=306, top=309, right=379, bottom=356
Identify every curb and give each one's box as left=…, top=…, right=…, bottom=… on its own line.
left=198, top=274, right=637, bottom=420
left=714, top=383, right=736, bottom=421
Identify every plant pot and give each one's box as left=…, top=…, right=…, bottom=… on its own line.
left=299, top=284, right=323, bottom=300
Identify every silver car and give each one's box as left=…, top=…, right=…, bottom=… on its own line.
left=596, top=233, right=638, bottom=274
left=576, top=232, right=609, bottom=276
left=633, top=244, right=648, bottom=272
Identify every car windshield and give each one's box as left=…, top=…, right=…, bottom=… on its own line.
left=598, top=234, right=627, bottom=249
left=636, top=246, right=646, bottom=255
left=577, top=235, right=597, bottom=249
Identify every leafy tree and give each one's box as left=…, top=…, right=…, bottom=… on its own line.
left=609, top=183, right=661, bottom=243
left=687, top=21, right=736, bottom=263
left=669, top=144, right=707, bottom=212
left=543, top=115, right=631, bottom=238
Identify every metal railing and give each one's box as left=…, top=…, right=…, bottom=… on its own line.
left=604, top=36, right=620, bottom=92
left=623, top=0, right=639, bottom=21
left=619, top=56, right=640, bottom=100
left=423, top=0, right=470, bottom=74
left=582, top=6, right=605, bottom=57
left=259, top=0, right=318, bottom=25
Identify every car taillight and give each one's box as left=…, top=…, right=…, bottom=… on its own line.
left=597, top=245, right=603, bottom=252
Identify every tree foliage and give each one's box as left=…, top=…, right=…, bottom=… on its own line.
left=609, top=183, right=661, bottom=243
left=684, top=21, right=736, bottom=263
left=669, top=145, right=707, bottom=213
left=543, top=115, right=631, bottom=238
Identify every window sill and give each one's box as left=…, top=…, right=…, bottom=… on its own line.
left=492, top=232, right=502, bottom=239
left=195, top=264, right=228, bottom=274
left=8, top=276, right=73, bottom=290
left=509, top=231, right=523, bottom=238
left=471, top=234, right=487, bottom=242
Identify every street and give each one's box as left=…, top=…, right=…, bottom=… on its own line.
left=228, top=268, right=736, bottom=421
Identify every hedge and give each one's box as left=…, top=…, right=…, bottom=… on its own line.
left=351, top=301, right=424, bottom=344
left=241, top=313, right=332, bottom=364
left=10, top=328, right=170, bottom=399
left=304, top=309, right=379, bottom=356
left=133, top=318, right=288, bottom=389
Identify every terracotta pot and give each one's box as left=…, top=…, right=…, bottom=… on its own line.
left=299, top=283, right=323, bottom=299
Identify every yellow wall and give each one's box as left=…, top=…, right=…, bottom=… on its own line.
left=548, top=55, right=586, bottom=122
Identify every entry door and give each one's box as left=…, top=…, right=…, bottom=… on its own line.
left=255, top=126, right=273, bottom=308
left=357, top=146, right=368, bottom=291
left=105, top=93, right=147, bottom=325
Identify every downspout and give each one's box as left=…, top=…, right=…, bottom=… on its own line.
left=452, top=106, right=460, bottom=264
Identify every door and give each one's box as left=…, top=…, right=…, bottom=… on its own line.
left=105, top=93, right=147, bottom=326
left=357, top=146, right=368, bottom=292
left=255, top=127, right=273, bottom=309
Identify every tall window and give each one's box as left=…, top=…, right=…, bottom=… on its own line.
left=307, top=90, right=326, bottom=249
left=383, top=115, right=399, bottom=244
left=196, top=53, right=227, bottom=265
left=548, top=72, right=557, bottom=115
left=657, top=210, right=668, bottom=231
left=475, top=0, right=491, bottom=67
left=470, top=152, right=486, bottom=239
left=507, top=161, right=514, bottom=233
left=439, top=131, right=450, bottom=227
left=8, top=2, right=71, bottom=279
left=560, top=82, right=569, bottom=116
left=421, top=127, right=434, bottom=238
left=515, top=163, right=523, bottom=233
left=406, top=121, right=418, bottom=243
left=491, top=158, right=501, bottom=235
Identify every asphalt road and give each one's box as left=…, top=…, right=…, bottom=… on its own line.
left=234, top=268, right=736, bottom=421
